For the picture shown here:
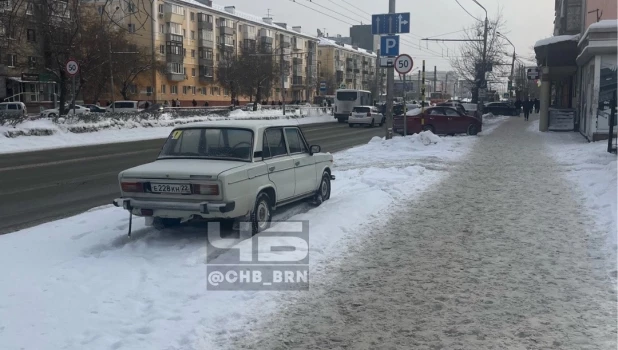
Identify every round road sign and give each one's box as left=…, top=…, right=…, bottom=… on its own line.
left=65, top=59, right=79, bottom=76
left=394, top=54, right=413, bottom=75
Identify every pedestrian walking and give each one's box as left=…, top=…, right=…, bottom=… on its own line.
left=204, top=101, right=209, bottom=107
left=144, top=101, right=150, bottom=110
left=192, top=99, right=197, bottom=107
left=171, top=99, right=176, bottom=107
left=163, top=100, right=169, bottom=107
left=523, top=99, right=532, bottom=121
left=534, top=98, right=540, bottom=114
left=176, top=98, right=180, bottom=107
left=515, top=99, right=522, bottom=115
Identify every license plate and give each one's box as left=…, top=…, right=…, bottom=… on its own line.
left=151, top=183, right=191, bottom=194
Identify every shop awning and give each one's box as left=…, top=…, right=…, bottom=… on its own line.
left=534, top=34, right=579, bottom=67
left=8, top=77, right=56, bottom=84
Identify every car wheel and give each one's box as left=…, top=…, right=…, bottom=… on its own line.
left=48, top=113, right=57, bottom=118
left=348, top=123, right=354, bottom=128
left=337, top=118, right=345, bottom=123
left=369, top=119, right=375, bottom=128
left=422, top=125, right=435, bottom=133
left=314, top=173, right=331, bottom=205
left=153, top=217, right=181, bottom=230
left=251, top=192, right=272, bottom=235
left=467, top=124, right=479, bottom=136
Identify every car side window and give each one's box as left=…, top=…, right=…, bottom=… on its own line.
left=285, top=128, right=307, bottom=154
left=7, top=104, right=17, bottom=110
left=428, top=108, right=442, bottom=115
left=264, top=128, right=288, bottom=157
left=445, top=108, right=459, bottom=117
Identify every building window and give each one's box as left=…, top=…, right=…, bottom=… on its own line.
left=128, top=24, right=136, bottom=33
left=26, top=29, right=36, bottom=42
left=159, top=45, right=165, bottom=54
left=169, top=63, right=183, bottom=74
left=201, top=88, right=206, bottom=95
left=28, top=56, right=37, bottom=68
left=191, top=68, right=196, bottom=76
left=168, top=22, right=181, bottom=35
left=192, top=86, right=196, bottom=94
left=171, top=85, right=178, bottom=94
left=210, top=87, right=214, bottom=95
left=183, top=48, right=186, bottom=57
left=224, top=88, right=229, bottom=96
left=191, top=49, right=195, bottom=58
left=183, top=66, right=186, bottom=75
left=96, top=5, right=104, bottom=15
left=161, top=84, right=166, bottom=94
left=216, top=53, right=220, bottom=62
left=7, top=54, right=16, bottom=67
left=158, top=4, right=164, bottom=13
left=127, top=2, right=136, bottom=13
left=159, top=24, right=165, bottom=34
left=170, top=4, right=184, bottom=15
left=190, top=12, right=195, bottom=21
left=182, top=29, right=186, bottom=37
left=190, top=31, right=195, bottom=40
left=182, top=86, right=188, bottom=94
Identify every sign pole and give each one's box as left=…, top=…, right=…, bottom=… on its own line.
left=403, top=73, right=407, bottom=136
left=421, top=60, right=426, bottom=125
left=72, top=75, right=76, bottom=116
left=385, top=0, right=395, bottom=140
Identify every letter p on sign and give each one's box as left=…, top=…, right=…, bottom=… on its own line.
left=380, top=35, right=400, bottom=57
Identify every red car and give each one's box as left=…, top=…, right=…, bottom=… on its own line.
left=393, top=106, right=482, bottom=136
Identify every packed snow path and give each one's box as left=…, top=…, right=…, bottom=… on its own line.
left=224, top=117, right=617, bottom=349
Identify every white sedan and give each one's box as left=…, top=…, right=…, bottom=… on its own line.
left=113, top=122, right=335, bottom=234
left=40, top=105, right=90, bottom=118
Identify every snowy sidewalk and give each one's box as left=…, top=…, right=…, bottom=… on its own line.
left=224, top=116, right=617, bottom=349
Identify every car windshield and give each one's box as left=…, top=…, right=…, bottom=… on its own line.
left=353, top=107, right=370, bottom=113
left=337, top=91, right=357, bottom=101
left=0, top=105, right=6, bottom=111
left=158, top=127, right=253, bottom=161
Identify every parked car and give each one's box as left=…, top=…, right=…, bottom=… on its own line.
left=484, top=102, right=519, bottom=116
left=40, top=105, right=90, bottom=118
left=0, top=102, right=27, bottom=118
left=113, top=122, right=335, bottom=234
left=436, top=102, right=468, bottom=115
left=106, top=100, right=141, bottom=113
left=393, top=106, right=482, bottom=136
left=141, top=103, right=164, bottom=113
left=244, top=103, right=262, bottom=111
left=83, top=104, right=107, bottom=113
left=461, top=103, right=481, bottom=119
left=348, top=106, right=384, bottom=127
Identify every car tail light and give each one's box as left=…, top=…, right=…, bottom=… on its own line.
left=192, top=184, right=219, bottom=195
left=367, top=112, right=371, bottom=116
left=121, top=182, right=143, bottom=192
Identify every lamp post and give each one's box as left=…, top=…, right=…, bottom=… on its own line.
left=497, top=32, right=516, bottom=97
left=471, top=0, right=488, bottom=110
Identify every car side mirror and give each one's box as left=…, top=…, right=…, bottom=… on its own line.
left=309, top=145, right=321, bottom=155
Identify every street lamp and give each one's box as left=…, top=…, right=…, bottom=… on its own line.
left=497, top=32, right=516, bottom=97
left=471, top=0, right=488, bottom=109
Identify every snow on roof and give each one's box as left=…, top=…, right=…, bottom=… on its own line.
left=534, top=34, right=580, bottom=48
left=578, top=19, right=618, bottom=46
left=318, top=37, right=377, bottom=57
left=177, top=0, right=317, bottom=40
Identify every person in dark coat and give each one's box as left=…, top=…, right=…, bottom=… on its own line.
left=192, top=99, right=197, bottom=107
left=171, top=99, right=176, bottom=107
left=523, top=99, right=532, bottom=121
left=204, top=101, right=209, bottom=106
left=534, top=98, right=540, bottom=113
left=514, top=99, right=522, bottom=113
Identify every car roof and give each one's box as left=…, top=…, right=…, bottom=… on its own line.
left=173, top=120, right=305, bottom=132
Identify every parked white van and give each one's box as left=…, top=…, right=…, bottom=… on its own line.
left=0, top=102, right=27, bottom=117
left=106, top=101, right=141, bottom=113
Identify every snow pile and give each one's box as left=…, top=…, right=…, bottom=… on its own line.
left=532, top=120, right=617, bottom=282
left=0, top=118, right=516, bottom=350
left=483, top=112, right=495, bottom=118
left=405, top=108, right=422, bottom=116
left=0, top=112, right=335, bottom=154
left=534, top=34, right=580, bottom=48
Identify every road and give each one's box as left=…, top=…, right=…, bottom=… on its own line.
left=0, top=122, right=385, bottom=234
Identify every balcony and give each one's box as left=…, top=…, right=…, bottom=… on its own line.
left=281, top=37, right=291, bottom=48
left=199, top=58, right=214, bottom=66
left=292, top=66, right=303, bottom=76
left=167, top=72, right=185, bottom=81
left=164, top=5, right=184, bottom=23
left=362, top=69, right=369, bottom=74
left=219, top=25, right=233, bottom=36
left=346, top=67, right=353, bottom=72
left=166, top=53, right=183, bottom=64
left=336, top=64, right=344, bottom=72
left=292, top=76, right=303, bottom=87
left=292, top=57, right=303, bottom=65
left=346, top=57, right=353, bottom=63
left=166, top=33, right=183, bottom=43
left=260, top=36, right=273, bottom=45
left=243, top=39, right=256, bottom=52
left=197, top=39, right=214, bottom=48
left=353, top=68, right=360, bottom=73
left=198, top=21, right=213, bottom=31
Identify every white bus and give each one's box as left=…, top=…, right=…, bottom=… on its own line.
left=334, top=89, right=373, bottom=123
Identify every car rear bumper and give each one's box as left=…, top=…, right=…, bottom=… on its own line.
left=348, top=116, right=373, bottom=124
left=113, top=197, right=236, bottom=215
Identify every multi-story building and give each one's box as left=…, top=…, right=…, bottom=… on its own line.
left=534, top=0, right=616, bottom=138
left=349, top=25, right=376, bottom=52
left=2, top=0, right=318, bottom=106
left=317, top=37, right=381, bottom=96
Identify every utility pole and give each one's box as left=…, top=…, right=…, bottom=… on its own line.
left=280, top=35, right=286, bottom=115
left=109, top=41, right=116, bottom=113
left=375, top=49, right=380, bottom=103
left=385, top=0, right=395, bottom=139
left=433, top=66, right=437, bottom=94
left=471, top=0, right=489, bottom=111
left=417, top=70, right=421, bottom=100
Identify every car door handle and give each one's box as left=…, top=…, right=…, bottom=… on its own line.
left=269, top=166, right=275, bottom=172
left=295, top=161, right=300, bottom=166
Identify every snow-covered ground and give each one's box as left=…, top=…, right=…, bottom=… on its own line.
left=0, top=116, right=508, bottom=349
left=0, top=109, right=334, bottom=154
left=530, top=120, right=617, bottom=280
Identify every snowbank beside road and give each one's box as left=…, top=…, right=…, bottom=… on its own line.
left=531, top=120, right=617, bottom=281
left=0, top=111, right=334, bottom=154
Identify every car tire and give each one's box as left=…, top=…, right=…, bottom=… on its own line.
left=348, top=123, right=354, bottom=128
left=314, top=173, right=331, bottom=205
left=467, top=124, right=479, bottom=136
left=369, top=119, right=375, bottom=128
left=422, top=125, right=435, bottom=133
left=251, top=192, right=272, bottom=235
left=48, top=113, right=57, bottom=118
left=153, top=217, right=181, bottom=230
left=337, top=118, right=345, bottom=123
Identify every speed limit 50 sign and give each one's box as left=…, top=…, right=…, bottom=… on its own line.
left=394, top=54, right=413, bottom=75
left=65, top=59, right=79, bottom=76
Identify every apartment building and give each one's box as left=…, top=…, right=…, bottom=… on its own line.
left=534, top=0, right=616, bottom=138
left=317, top=37, right=380, bottom=96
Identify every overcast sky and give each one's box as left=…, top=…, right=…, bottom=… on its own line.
left=217, top=0, right=555, bottom=72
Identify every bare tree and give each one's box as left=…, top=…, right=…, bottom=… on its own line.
left=450, top=13, right=509, bottom=103
left=237, top=44, right=279, bottom=110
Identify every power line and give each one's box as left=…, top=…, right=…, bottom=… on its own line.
left=324, top=0, right=368, bottom=23
left=455, top=0, right=482, bottom=22
left=306, top=0, right=363, bottom=25
left=339, top=0, right=372, bottom=16
left=289, top=0, right=356, bottom=26
left=425, top=29, right=467, bottom=39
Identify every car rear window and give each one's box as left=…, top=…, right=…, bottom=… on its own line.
left=353, top=107, right=370, bottom=113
